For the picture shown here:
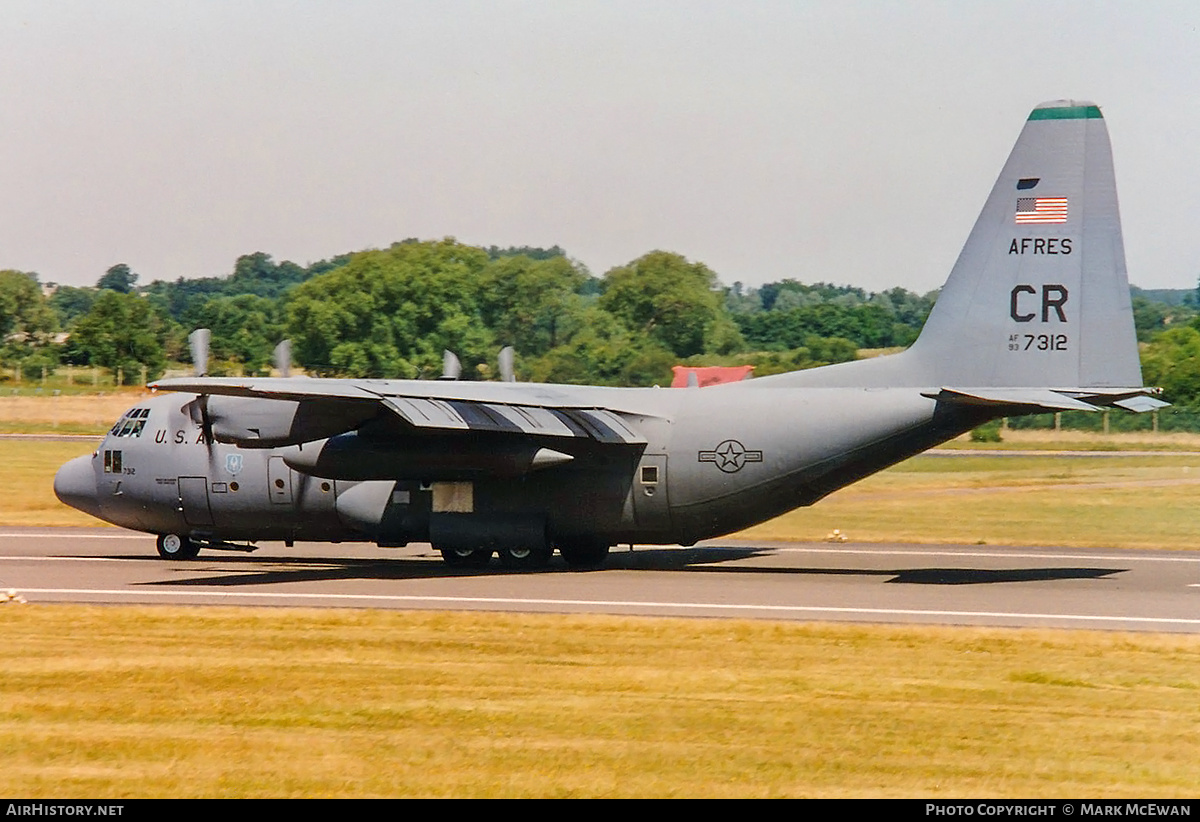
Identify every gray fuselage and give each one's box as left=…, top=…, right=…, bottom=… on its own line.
left=55, top=383, right=987, bottom=549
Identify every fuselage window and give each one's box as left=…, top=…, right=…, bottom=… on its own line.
left=103, top=450, right=123, bottom=474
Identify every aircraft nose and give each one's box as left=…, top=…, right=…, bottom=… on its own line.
left=54, top=455, right=101, bottom=518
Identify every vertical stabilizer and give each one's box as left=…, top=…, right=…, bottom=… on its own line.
left=754, top=101, right=1144, bottom=393
left=908, top=100, right=1141, bottom=389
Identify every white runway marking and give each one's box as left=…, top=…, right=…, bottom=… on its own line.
left=769, top=546, right=1200, bottom=563
left=14, top=587, right=1200, bottom=627
left=0, top=532, right=148, bottom=540
left=0, top=556, right=149, bottom=562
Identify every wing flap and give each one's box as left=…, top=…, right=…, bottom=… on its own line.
left=382, top=397, right=471, bottom=431
left=560, top=409, right=646, bottom=444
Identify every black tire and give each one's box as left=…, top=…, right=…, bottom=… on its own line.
left=497, top=543, right=553, bottom=570
left=438, top=546, right=493, bottom=568
left=557, top=537, right=610, bottom=570
left=156, top=533, right=200, bottom=560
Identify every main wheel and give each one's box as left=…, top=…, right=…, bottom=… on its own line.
left=156, top=533, right=200, bottom=560
left=557, top=537, right=610, bottom=570
left=497, top=543, right=553, bottom=570
left=438, top=546, right=493, bottom=568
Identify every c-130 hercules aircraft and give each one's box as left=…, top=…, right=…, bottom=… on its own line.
left=55, top=100, right=1164, bottom=569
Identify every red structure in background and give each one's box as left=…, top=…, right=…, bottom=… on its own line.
left=670, top=365, right=754, bottom=388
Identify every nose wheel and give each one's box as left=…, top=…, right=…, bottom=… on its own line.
left=156, top=533, right=200, bottom=560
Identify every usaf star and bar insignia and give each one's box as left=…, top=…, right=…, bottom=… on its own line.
left=698, top=440, right=764, bottom=473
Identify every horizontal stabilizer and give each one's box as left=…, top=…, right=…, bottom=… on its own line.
left=925, top=386, right=1168, bottom=414
left=1112, top=395, right=1171, bottom=413
left=924, top=388, right=1102, bottom=412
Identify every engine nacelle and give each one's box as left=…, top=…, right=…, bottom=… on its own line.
left=282, top=432, right=574, bottom=480
left=204, top=395, right=377, bottom=447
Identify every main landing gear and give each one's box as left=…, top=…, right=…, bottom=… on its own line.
left=438, top=546, right=493, bottom=568
left=556, top=537, right=610, bottom=570
left=435, top=538, right=610, bottom=571
left=156, top=533, right=201, bottom=560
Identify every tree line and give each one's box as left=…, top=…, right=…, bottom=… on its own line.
left=3, top=238, right=1197, bottom=409
left=0, top=239, right=939, bottom=387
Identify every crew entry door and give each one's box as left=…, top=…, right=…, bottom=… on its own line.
left=177, top=476, right=214, bottom=526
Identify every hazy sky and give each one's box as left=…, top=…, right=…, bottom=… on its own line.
left=3, top=1, right=1198, bottom=293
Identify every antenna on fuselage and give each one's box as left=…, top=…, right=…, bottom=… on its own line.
left=189, top=329, right=211, bottom=377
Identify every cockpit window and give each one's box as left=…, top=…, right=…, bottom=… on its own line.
left=110, top=408, right=149, bottom=438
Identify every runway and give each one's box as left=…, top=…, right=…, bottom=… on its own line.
left=2, top=527, right=1199, bottom=632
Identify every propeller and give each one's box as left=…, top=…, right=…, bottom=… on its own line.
left=184, top=328, right=216, bottom=457
left=498, top=346, right=515, bottom=383
left=274, top=339, right=292, bottom=377
left=188, top=328, right=210, bottom=377
left=440, top=350, right=462, bottom=380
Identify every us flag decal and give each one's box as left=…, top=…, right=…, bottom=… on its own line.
left=1015, top=196, right=1068, bottom=223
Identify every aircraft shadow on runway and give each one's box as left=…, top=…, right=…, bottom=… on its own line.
left=106, top=546, right=1129, bottom=588
left=122, top=546, right=770, bottom=587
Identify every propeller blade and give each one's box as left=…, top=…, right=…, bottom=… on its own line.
left=498, top=346, right=515, bottom=382
left=274, top=340, right=292, bottom=377
left=188, top=329, right=211, bottom=377
left=440, top=350, right=462, bottom=380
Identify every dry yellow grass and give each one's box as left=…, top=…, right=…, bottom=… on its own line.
left=739, top=452, right=1200, bottom=548
left=953, top=427, right=1200, bottom=451
left=1, top=607, right=1197, bottom=798
left=5, top=403, right=1200, bottom=797
left=3, top=440, right=102, bottom=526
left=0, top=390, right=147, bottom=434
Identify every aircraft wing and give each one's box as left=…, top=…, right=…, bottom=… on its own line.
left=151, top=376, right=653, bottom=446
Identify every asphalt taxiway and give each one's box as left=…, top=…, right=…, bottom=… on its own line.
left=1, top=527, right=1198, bottom=632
